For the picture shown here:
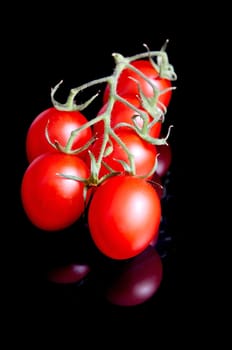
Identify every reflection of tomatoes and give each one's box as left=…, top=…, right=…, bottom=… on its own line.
left=47, top=263, right=91, bottom=284
left=93, top=95, right=162, bottom=139
left=105, top=246, right=163, bottom=306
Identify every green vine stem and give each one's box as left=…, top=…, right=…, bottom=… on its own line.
left=50, top=42, right=177, bottom=185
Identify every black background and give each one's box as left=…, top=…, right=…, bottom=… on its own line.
left=5, top=5, right=199, bottom=345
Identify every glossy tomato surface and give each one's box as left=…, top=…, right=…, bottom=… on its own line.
left=88, top=175, right=161, bottom=260
left=26, top=107, right=92, bottom=163
left=21, top=152, right=90, bottom=231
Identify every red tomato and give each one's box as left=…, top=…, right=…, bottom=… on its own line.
left=88, top=175, right=161, bottom=260
left=155, top=143, right=172, bottom=177
left=103, top=60, right=172, bottom=110
left=21, top=152, right=90, bottom=231
left=105, top=246, right=163, bottom=306
left=149, top=172, right=163, bottom=199
left=93, top=95, right=162, bottom=139
left=26, top=107, right=93, bottom=163
left=86, top=129, right=158, bottom=179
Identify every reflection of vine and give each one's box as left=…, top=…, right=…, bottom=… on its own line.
left=49, top=42, right=177, bottom=185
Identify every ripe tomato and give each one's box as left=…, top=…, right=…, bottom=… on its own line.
left=26, top=107, right=93, bottom=163
left=86, top=129, right=158, bottom=179
left=105, top=246, right=163, bottom=306
left=21, top=152, right=90, bottom=231
left=88, top=175, right=161, bottom=260
left=155, top=143, right=172, bottom=177
left=149, top=172, right=163, bottom=199
left=93, top=95, right=162, bottom=139
left=103, top=60, right=172, bottom=110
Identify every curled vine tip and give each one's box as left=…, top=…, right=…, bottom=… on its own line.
left=112, top=53, right=125, bottom=64
left=51, top=80, right=63, bottom=95
left=161, top=39, right=169, bottom=52
left=142, top=43, right=150, bottom=51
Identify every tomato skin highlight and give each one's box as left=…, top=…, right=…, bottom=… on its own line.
left=26, top=107, right=93, bottom=163
left=88, top=175, right=161, bottom=260
left=21, top=153, right=90, bottom=231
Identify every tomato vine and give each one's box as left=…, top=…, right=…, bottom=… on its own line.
left=47, top=41, right=177, bottom=186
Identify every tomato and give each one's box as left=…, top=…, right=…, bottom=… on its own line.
left=86, top=129, right=158, bottom=179
left=103, top=60, right=172, bottom=110
left=149, top=172, right=163, bottom=199
left=105, top=246, right=163, bottom=306
left=26, top=107, right=93, bottom=163
left=21, top=152, right=90, bottom=231
left=93, top=95, right=162, bottom=139
left=155, top=143, right=172, bottom=177
left=88, top=175, right=161, bottom=260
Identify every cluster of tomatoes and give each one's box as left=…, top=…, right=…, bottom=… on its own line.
left=21, top=44, right=177, bottom=261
